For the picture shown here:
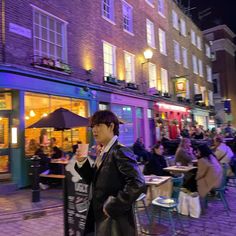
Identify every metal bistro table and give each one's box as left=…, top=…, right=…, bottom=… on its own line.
left=144, top=175, right=172, bottom=205
left=163, top=165, right=197, bottom=173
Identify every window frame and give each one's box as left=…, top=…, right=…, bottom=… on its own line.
left=32, top=6, right=68, bottom=63
left=122, top=1, right=133, bottom=34
left=182, top=46, right=188, bottom=68
left=102, top=0, right=115, bottom=24
left=157, top=0, right=165, bottom=17
left=124, top=51, right=135, bottom=83
left=160, top=68, right=169, bottom=93
left=103, top=41, right=116, bottom=77
left=146, top=19, right=156, bottom=48
left=172, top=10, right=179, bottom=30
left=174, top=40, right=181, bottom=64
left=148, top=62, right=157, bottom=89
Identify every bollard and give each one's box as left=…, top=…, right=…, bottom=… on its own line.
left=30, top=155, right=41, bottom=202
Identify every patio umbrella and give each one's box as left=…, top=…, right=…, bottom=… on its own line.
left=27, top=107, right=89, bottom=130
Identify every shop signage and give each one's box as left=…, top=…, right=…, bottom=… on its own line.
left=175, top=78, right=186, bottom=94
left=157, top=102, right=187, bottom=112
left=194, top=94, right=203, bottom=101
left=9, top=23, right=32, bottom=38
left=64, top=161, right=89, bottom=236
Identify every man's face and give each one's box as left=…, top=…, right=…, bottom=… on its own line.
left=92, top=123, right=114, bottom=145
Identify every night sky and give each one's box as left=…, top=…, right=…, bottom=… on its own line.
left=181, top=0, right=236, bottom=35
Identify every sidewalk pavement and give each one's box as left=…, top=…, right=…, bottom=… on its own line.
left=0, top=186, right=236, bottom=235
left=0, top=187, right=63, bottom=223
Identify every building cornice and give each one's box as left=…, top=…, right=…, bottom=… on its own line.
left=211, top=38, right=236, bottom=57
left=203, top=25, right=236, bottom=38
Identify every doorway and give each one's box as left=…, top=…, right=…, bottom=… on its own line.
left=0, top=111, right=11, bottom=181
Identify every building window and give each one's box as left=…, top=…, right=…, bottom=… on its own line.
left=161, top=68, right=168, bottom=93
left=198, top=59, right=203, bottom=77
left=208, top=91, right=213, bottom=106
left=206, top=65, right=212, bottom=82
left=200, top=86, right=206, bottom=102
left=191, top=30, right=196, bottom=45
left=124, top=51, right=135, bottom=83
left=102, top=0, right=114, bottom=22
left=192, top=55, right=198, bottom=74
left=180, top=19, right=186, bottom=36
left=33, top=8, right=67, bottom=62
left=146, top=19, right=155, bottom=48
left=205, top=44, right=211, bottom=58
left=186, top=80, right=190, bottom=99
left=122, top=1, right=133, bottom=33
left=174, top=40, right=181, bottom=64
left=148, top=63, right=157, bottom=88
left=103, top=41, right=116, bottom=76
left=213, top=78, right=218, bottom=94
left=182, top=47, right=188, bottom=68
left=99, top=103, right=109, bottom=110
left=172, top=10, right=179, bottom=30
left=197, top=36, right=202, bottom=50
left=194, top=83, right=199, bottom=94
left=157, top=0, right=165, bottom=17
left=159, top=28, right=166, bottom=55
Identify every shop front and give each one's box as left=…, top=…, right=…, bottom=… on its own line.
left=0, top=68, right=96, bottom=187
left=110, top=94, right=153, bottom=148
left=154, top=102, right=191, bottom=140
left=192, top=108, right=209, bottom=130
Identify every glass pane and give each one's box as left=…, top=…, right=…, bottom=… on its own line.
left=34, top=25, right=39, bottom=37
left=42, top=41, right=47, bottom=53
left=49, top=43, right=55, bottom=56
left=41, top=15, right=47, bottom=27
left=0, top=155, right=9, bottom=173
left=57, top=46, right=62, bottom=59
left=49, top=18, right=55, bottom=31
left=0, top=117, right=9, bottom=148
left=42, top=27, right=47, bottom=40
left=56, top=21, right=62, bottom=34
left=49, top=31, right=55, bottom=43
left=0, top=93, right=12, bottom=110
left=35, top=38, right=39, bottom=51
left=56, top=33, right=62, bottom=46
left=34, top=12, right=39, bottom=24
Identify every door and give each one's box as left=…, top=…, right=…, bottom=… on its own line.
left=0, top=112, right=11, bottom=180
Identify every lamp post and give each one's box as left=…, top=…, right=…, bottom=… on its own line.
left=141, top=49, right=153, bottom=94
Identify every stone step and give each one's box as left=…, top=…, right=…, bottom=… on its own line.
left=0, top=181, right=17, bottom=194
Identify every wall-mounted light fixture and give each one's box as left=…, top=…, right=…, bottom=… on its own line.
left=29, top=110, right=36, bottom=117
left=142, top=49, right=153, bottom=64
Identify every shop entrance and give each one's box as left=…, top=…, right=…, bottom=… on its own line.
left=0, top=111, right=11, bottom=181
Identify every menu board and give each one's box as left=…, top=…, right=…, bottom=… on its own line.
left=64, top=160, right=90, bottom=236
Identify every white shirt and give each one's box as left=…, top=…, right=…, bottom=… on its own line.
left=215, top=142, right=234, bottom=164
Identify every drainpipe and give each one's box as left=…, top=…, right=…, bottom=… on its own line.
left=1, top=0, right=6, bottom=63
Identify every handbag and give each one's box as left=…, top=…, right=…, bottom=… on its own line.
left=188, top=192, right=201, bottom=218
left=177, top=191, right=189, bottom=216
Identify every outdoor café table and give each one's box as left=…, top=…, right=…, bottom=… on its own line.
left=50, top=158, right=69, bottom=174
left=163, top=165, right=197, bottom=173
left=144, top=175, right=172, bottom=205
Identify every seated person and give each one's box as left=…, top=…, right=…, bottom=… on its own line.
left=34, top=146, right=50, bottom=190
left=132, top=137, right=150, bottom=163
left=175, top=138, right=195, bottom=166
left=196, top=144, right=222, bottom=199
left=25, top=139, right=39, bottom=155
left=50, top=146, right=63, bottom=175
left=143, top=142, right=169, bottom=176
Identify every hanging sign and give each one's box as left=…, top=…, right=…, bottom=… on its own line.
left=175, top=78, right=186, bottom=94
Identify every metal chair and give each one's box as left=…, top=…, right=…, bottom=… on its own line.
left=134, top=193, right=151, bottom=235
left=205, top=163, right=230, bottom=215
left=151, top=175, right=184, bottom=235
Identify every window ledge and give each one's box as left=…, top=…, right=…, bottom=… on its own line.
left=102, top=15, right=116, bottom=25
left=123, top=29, right=134, bottom=36
left=33, top=65, right=71, bottom=75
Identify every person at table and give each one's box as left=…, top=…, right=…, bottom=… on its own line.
left=213, top=135, right=234, bottom=176
left=25, top=138, right=39, bottom=156
left=143, top=142, right=170, bottom=176
left=175, top=138, right=195, bottom=166
left=196, top=144, right=222, bottom=208
left=50, top=146, right=63, bottom=175
left=132, top=137, right=150, bottom=163
left=74, top=110, right=146, bottom=236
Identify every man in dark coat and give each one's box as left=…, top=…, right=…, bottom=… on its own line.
left=74, top=110, right=146, bottom=236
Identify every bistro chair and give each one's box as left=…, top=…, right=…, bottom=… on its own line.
left=150, top=175, right=184, bottom=235
left=134, top=193, right=151, bottom=235
left=205, top=163, right=230, bottom=215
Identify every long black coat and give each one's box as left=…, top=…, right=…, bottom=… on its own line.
left=75, top=141, right=146, bottom=236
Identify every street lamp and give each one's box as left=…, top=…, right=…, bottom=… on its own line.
left=143, top=49, right=153, bottom=62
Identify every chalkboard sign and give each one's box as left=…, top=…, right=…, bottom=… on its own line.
left=64, top=159, right=90, bottom=236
